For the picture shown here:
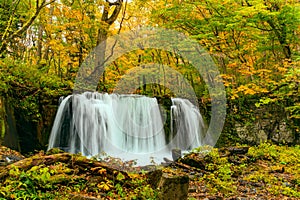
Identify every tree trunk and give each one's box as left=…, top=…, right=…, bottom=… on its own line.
left=85, top=1, right=123, bottom=90
left=36, top=23, right=43, bottom=63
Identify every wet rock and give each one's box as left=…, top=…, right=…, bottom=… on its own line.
left=147, top=169, right=163, bottom=188
left=148, top=170, right=189, bottom=200
left=163, top=157, right=173, bottom=164
left=157, top=173, right=189, bottom=200
left=179, top=153, right=206, bottom=170
left=172, top=149, right=182, bottom=161
left=0, top=146, right=25, bottom=166
left=228, top=146, right=249, bottom=155
left=4, top=155, right=23, bottom=162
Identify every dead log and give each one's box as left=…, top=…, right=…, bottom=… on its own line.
left=0, top=152, right=129, bottom=181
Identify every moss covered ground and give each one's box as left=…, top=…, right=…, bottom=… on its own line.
left=0, top=143, right=299, bottom=199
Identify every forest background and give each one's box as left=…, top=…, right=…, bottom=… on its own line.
left=0, top=0, right=299, bottom=153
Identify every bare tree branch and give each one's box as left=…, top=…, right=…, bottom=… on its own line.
left=117, top=0, right=128, bottom=34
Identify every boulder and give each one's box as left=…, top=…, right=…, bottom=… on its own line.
left=157, top=173, right=189, bottom=200
left=147, top=170, right=189, bottom=200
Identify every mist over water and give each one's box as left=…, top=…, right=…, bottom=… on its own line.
left=48, top=92, right=205, bottom=166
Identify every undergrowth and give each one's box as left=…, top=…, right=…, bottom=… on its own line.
left=0, top=143, right=299, bottom=199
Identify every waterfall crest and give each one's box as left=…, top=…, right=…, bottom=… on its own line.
left=48, top=92, right=205, bottom=165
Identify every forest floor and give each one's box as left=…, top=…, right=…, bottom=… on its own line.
left=0, top=143, right=299, bottom=199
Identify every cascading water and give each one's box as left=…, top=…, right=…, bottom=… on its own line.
left=48, top=92, right=205, bottom=165
left=170, top=98, right=205, bottom=149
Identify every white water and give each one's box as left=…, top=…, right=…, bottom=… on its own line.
left=48, top=92, right=205, bottom=166
left=170, top=98, right=205, bottom=149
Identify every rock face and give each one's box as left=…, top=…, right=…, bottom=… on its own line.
left=236, top=120, right=294, bottom=144
left=147, top=170, right=189, bottom=200
left=1, top=97, right=59, bottom=154
left=235, top=105, right=295, bottom=144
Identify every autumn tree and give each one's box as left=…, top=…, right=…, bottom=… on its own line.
left=138, top=0, right=300, bottom=141
left=0, top=0, right=125, bottom=151
left=0, top=0, right=55, bottom=57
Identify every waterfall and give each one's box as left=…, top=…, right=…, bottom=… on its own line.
left=48, top=92, right=205, bottom=165
left=170, top=98, right=205, bottom=150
